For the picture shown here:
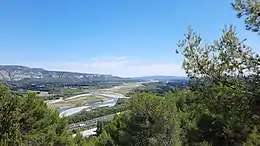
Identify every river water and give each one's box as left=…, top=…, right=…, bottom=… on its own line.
left=59, top=93, right=125, bottom=117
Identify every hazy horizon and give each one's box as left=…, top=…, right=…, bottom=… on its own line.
left=0, top=64, right=188, bottom=78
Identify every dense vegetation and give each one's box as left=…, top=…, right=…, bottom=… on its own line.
left=2, top=0, right=260, bottom=145
left=0, top=85, right=90, bottom=145
left=127, top=80, right=189, bottom=96
left=8, top=81, right=124, bottom=93
left=82, top=1, right=260, bottom=145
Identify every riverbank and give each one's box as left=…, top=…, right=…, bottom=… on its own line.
left=59, top=92, right=125, bottom=117
left=46, top=82, right=142, bottom=117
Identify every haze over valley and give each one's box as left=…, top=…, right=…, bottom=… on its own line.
left=0, top=65, right=186, bottom=82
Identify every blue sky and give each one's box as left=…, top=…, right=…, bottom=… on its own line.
left=0, top=0, right=259, bottom=77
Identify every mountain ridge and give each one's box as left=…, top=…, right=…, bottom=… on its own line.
left=0, top=65, right=124, bottom=82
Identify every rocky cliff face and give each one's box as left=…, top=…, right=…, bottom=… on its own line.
left=0, top=65, right=120, bottom=81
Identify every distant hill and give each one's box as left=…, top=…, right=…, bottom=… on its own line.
left=0, top=65, right=127, bottom=82
left=132, top=76, right=189, bottom=81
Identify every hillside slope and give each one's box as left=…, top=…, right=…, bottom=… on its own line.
left=0, top=65, right=123, bottom=82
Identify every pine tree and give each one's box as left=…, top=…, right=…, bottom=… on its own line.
left=233, top=0, right=260, bottom=33
left=73, top=131, right=88, bottom=146
left=20, top=93, right=75, bottom=145
left=0, top=84, right=22, bottom=145
left=0, top=84, right=87, bottom=146
left=176, top=25, right=260, bottom=145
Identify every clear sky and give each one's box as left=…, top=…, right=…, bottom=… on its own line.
left=0, top=0, right=259, bottom=77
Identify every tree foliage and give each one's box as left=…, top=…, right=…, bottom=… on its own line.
left=73, top=131, right=88, bottom=146
left=233, top=0, right=260, bottom=33
left=0, top=85, right=21, bottom=145
left=0, top=84, right=87, bottom=146
left=176, top=24, right=260, bottom=145
left=87, top=92, right=184, bottom=146
left=87, top=2, right=260, bottom=144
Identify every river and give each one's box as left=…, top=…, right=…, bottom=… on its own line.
left=59, top=92, right=125, bottom=117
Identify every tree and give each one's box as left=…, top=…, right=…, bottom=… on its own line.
left=96, top=121, right=104, bottom=136
left=233, top=0, right=260, bottom=33
left=93, top=92, right=184, bottom=146
left=19, top=93, right=75, bottom=145
left=103, top=114, right=131, bottom=146
left=96, top=130, right=114, bottom=146
left=0, top=84, right=87, bottom=145
left=0, top=84, right=21, bottom=145
left=73, top=131, right=88, bottom=146
left=124, top=93, right=170, bottom=146
left=176, top=25, right=260, bottom=145
left=243, top=126, right=260, bottom=145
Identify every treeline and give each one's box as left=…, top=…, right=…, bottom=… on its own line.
left=127, top=80, right=189, bottom=97
left=7, top=80, right=125, bottom=93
